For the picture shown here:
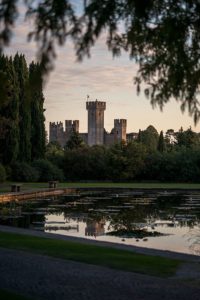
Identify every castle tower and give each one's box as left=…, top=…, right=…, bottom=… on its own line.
left=49, top=122, right=65, bottom=146
left=65, top=120, right=79, bottom=135
left=86, top=100, right=106, bottom=146
left=114, top=119, right=127, bottom=143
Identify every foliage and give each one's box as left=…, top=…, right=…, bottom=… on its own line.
left=11, top=162, right=39, bottom=182
left=0, top=55, right=19, bottom=164
left=157, top=131, right=166, bottom=152
left=46, top=141, right=64, bottom=168
left=0, top=163, right=6, bottom=182
left=175, top=127, right=200, bottom=148
left=29, top=61, right=46, bottom=160
left=61, top=130, right=200, bottom=182
left=0, top=54, right=46, bottom=165
left=32, top=159, right=64, bottom=182
left=2, top=1, right=200, bottom=121
left=64, top=131, right=84, bottom=150
left=138, top=125, right=159, bottom=152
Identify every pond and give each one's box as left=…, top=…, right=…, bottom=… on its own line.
left=0, top=189, right=200, bottom=255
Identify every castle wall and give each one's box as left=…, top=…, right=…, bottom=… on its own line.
left=126, top=132, right=138, bottom=143
left=49, top=120, right=80, bottom=147
left=104, top=132, right=115, bottom=146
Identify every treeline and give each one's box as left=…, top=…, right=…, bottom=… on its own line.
left=0, top=54, right=46, bottom=181
left=45, top=126, right=200, bottom=183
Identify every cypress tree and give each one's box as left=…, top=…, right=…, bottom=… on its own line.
left=0, top=55, right=19, bottom=164
left=137, top=129, right=142, bottom=143
left=29, top=62, right=46, bottom=159
left=157, top=131, right=166, bottom=152
left=14, top=54, right=31, bottom=162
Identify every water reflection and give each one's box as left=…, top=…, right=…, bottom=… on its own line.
left=0, top=190, right=200, bottom=255
left=85, top=219, right=105, bottom=237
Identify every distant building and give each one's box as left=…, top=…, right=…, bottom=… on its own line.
left=49, top=100, right=137, bottom=147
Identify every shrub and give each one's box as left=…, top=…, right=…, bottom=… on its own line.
left=32, top=159, right=64, bottom=182
left=11, top=162, right=39, bottom=182
left=0, top=164, right=6, bottom=182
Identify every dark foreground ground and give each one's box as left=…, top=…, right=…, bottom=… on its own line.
left=0, top=247, right=200, bottom=300
left=0, top=226, right=200, bottom=300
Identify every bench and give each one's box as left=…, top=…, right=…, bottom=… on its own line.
left=48, top=181, right=58, bottom=188
left=11, top=184, right=22, bottom=192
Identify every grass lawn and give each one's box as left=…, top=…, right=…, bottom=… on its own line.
left=1, top=181, right=200, bottom=193
left=0, top=231, right=181, bottom=278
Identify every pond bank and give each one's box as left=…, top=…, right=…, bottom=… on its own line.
left=1, top=185, right=200, bottom=202
left=0, top=188, right=76, bottom=203
left=0, top=186, right=200, bottom=203
left=0, top=225, right=199, bottom=262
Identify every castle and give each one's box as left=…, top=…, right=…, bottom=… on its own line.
left=49, top=100, right=137, bottom=147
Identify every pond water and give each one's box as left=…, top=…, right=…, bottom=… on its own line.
left=0, top=190, right=200, bottom=255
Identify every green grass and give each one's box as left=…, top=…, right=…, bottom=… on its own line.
left=1, top=181, right=200, bottom=193
left=0, top=288, right=29, bottom=300
left=0, top=231, right=181, bottom=277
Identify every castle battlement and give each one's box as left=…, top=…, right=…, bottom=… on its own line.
left=65, top=120, right=79, bottom=133
left=50, top=121, right=63, bottom=128
left=86, top=100, right=106, bottom=110
left=114, top=119, right=127, bottom=126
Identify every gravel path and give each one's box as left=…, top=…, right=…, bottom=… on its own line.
left=0, top=247, right=200, bottom=300
left=1, top=225, right=200, bottom=300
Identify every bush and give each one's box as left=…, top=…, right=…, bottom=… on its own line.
left=11, top=162, right=39, bottom=182
left=32, top=159, right=64, bottom=182
left=0, top=163, right=6, bottom=182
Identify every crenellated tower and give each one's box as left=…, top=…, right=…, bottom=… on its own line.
left=65, top=120, right=79, bottom=135
left=114, top=119, right=127, bottom=143
left=49, top=122, right=64, bottom=145
left=86, top=100, right=106, bottom=146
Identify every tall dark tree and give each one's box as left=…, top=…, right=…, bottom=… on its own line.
left=29, top=61, right=46, bottom=160
left=157, top=131, right=166, bottom=153
left=0, top=55, right=19, bottom=164
left=14, top=54, right=31, bottom=162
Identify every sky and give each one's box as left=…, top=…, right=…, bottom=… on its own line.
left=4, top=1, right=200, bottom=135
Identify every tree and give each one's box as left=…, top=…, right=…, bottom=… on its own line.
left=0, top=53, right=46, bottom=165
left=1, top=1, right=200, bottom=121
left=29, top=62, right=46, bottom=160
left=14, top=53, right=31, bottom=162
left=124, top=142, right=147, bottom=179
left=64, top=131, right=84, bottom=150
left=0, top=55, right=19, bottom=164
left=175, top=127, right=200, bottom=148
left=139, top=125, right=159, bottom=152
left=157, top=131, right=166, bottom=153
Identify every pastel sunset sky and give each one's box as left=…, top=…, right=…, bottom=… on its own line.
left=4, top=1, right=200, bottom=135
